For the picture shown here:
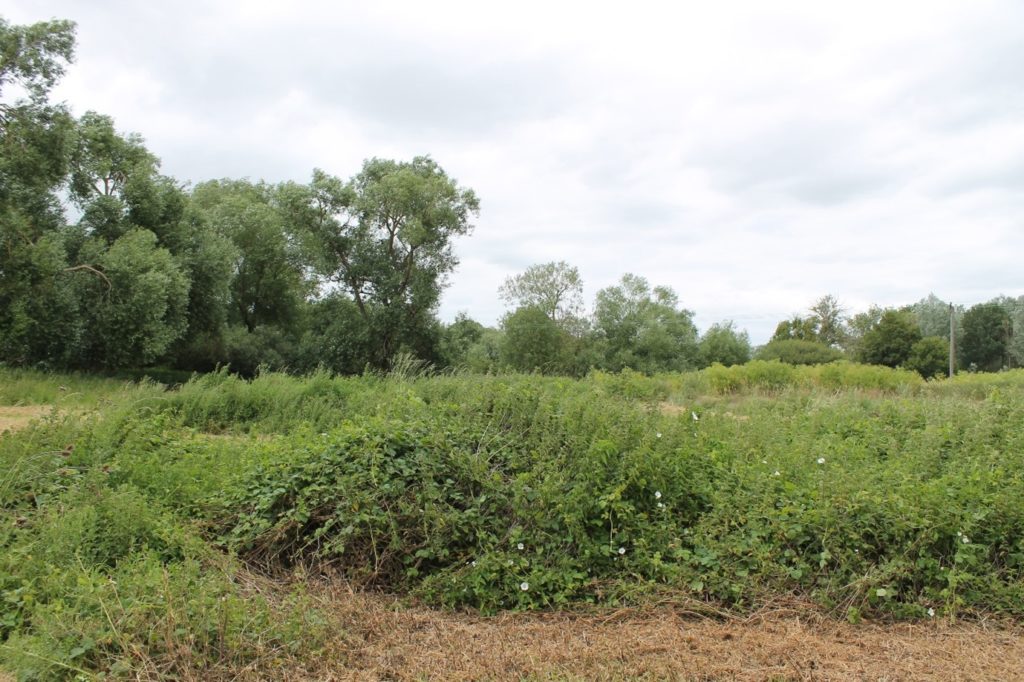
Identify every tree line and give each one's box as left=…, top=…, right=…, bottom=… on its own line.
left=1, top=17, right=1020, bottom=379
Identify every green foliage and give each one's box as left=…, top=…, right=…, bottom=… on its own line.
left=808, top=294, right=849, bottom=348
left=0, top=17, right=75, bottom=102
left=960, top=302, right=1012, bottom=372
left=592, top=274, right=699, bottom=374
left=905, top=336, right=950, bottom=379
left=501, top=306, right=571, bottom=374
left=499, top=261, right=585, bottom=332
left=771, top=315, right=818, bottom=343
left=438, top=312, right=486, bottom=369
left=285, top=159, right=479, bottom=370
left=857, top=309, right=921, bottom=368
left=757, top=339, right=842, bottom=365
left=191, top=179, right=308, bottom=335
left=76, top=229, right=191, bottom=368
left=4, top=367, right=1024, bottom=678
left=909, top=294, right=961, bottom=342
left=698, top=321, right=751, bottom=367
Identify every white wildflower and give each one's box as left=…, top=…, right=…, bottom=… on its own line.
left=657, top=502, right=665, bottom=509
left=520, top=582, right=529, bottom=591
left=817, top=457, right=825, bottom=464
left=471, top=561, right=476, bottom=567
left=691, top=411, right=699, bottom=422
left=618, top=546, right=626, bottom=555
left=773, top=470, right=781, bottom=476
left=961, top=536, right=970, bottom=544
left=927, top=607, right=935, bottom=617
left=656, top=432, right=662, bottom=439
left=655, top=491, right=662, bottom=499
left=517, top=542, right=525, bottom=550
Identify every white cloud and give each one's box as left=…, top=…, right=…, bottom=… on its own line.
left=7, top=0, right=1024, bottom=342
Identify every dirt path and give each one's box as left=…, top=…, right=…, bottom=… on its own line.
left=0, top=405, right=54, bottom=434
left=277, top=589, right=1024, bottom=681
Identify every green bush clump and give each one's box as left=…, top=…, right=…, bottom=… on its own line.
left=217, top=390, right=720, bottom=611
left=757, top=339, right=843, bottom=365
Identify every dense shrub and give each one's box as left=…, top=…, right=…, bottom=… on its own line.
left=757, top=339, right=842, bottom=365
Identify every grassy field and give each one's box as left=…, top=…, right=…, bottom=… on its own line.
left=1, top=364, right=1023, bottom=679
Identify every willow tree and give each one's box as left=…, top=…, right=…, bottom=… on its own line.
left=283, top=157, right=478, bottom=368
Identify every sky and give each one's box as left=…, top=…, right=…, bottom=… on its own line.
left=7, top=0, right=1024, bottom=343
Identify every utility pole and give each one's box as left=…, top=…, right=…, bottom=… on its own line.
left=949, top=303, right=956, bottom=378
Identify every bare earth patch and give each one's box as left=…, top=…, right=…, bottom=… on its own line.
left=0, top=405, right=54, bottom=434
left=269, top=587, right=1024, bottom=681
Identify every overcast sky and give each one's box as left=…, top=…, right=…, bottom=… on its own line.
left=8, top=0, right=1024, bottom=342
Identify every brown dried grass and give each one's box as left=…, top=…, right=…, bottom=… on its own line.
left=0, top=405, right=53, bottom=434
left=246, top=580, right=1024, bottom=682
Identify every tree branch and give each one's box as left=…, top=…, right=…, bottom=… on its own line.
left=63, top=264, right=111, bottom=290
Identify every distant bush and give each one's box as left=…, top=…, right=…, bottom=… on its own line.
left=905, top=336, right=950, bottom=379
left=757, top=339, right=843, bottom=365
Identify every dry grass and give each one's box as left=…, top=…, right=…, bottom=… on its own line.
left=243, top=581, right=1024, bottom=682
left=2, top=570, right=1022, bottom=681
left=0, top=405, right=54, bottom=434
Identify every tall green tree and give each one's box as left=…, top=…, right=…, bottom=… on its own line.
left=857, top=309, right=921, bottom=368
left=592, top=274, right=699, bottom=373
left=771, top=315, right=818, bottom=343
left=996, top=295, right=1024, bottom=368
left=501, top=305, right=570, bottom=374
left=191, top=179, right=307, bottom=334
left=0, top=18, right=81, bottom=366
left=284, top=158, right=478, bottom=369
left=908, top=294, right=962, bottom=342
left=499, top=261, right=584, bottom=332
left=74, top=229, right=190, bottom=368
left=960, top=302, right=1012, bottom=372
left=698, top=321, right=751, bottom=367
left=438, top=312, right=486, bottom=369
left=808, top=294, right=849, bottom=348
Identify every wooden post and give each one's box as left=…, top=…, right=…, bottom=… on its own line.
left=949, top=303, right=955, bottom=378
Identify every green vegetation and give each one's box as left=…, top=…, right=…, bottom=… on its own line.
left=3, top=366, right=1024, bottom=678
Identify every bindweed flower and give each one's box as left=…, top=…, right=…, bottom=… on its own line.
left=618, top=546, right=626, bottom=555
left=692, top=411, right=699, bottom=422
left=762, top=460, right=768, bottom=464
left=520, top=582, right=529, bottom=591
left=471, top=561, right=476, bottom=567
left=773, top=471, right=781, bottom=476
left=657, top=502, right=665, bottom=509
left=517, top=542, right=524, bottom=550
left=656, top=432, right=662, bottom=439
left=655, top=491, right=662, bottom=499
left=817, top=457, right=826, bottom=464
left=961, top=536, right=970, bottom=544
left=928, top=607, right=935, bottom=617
